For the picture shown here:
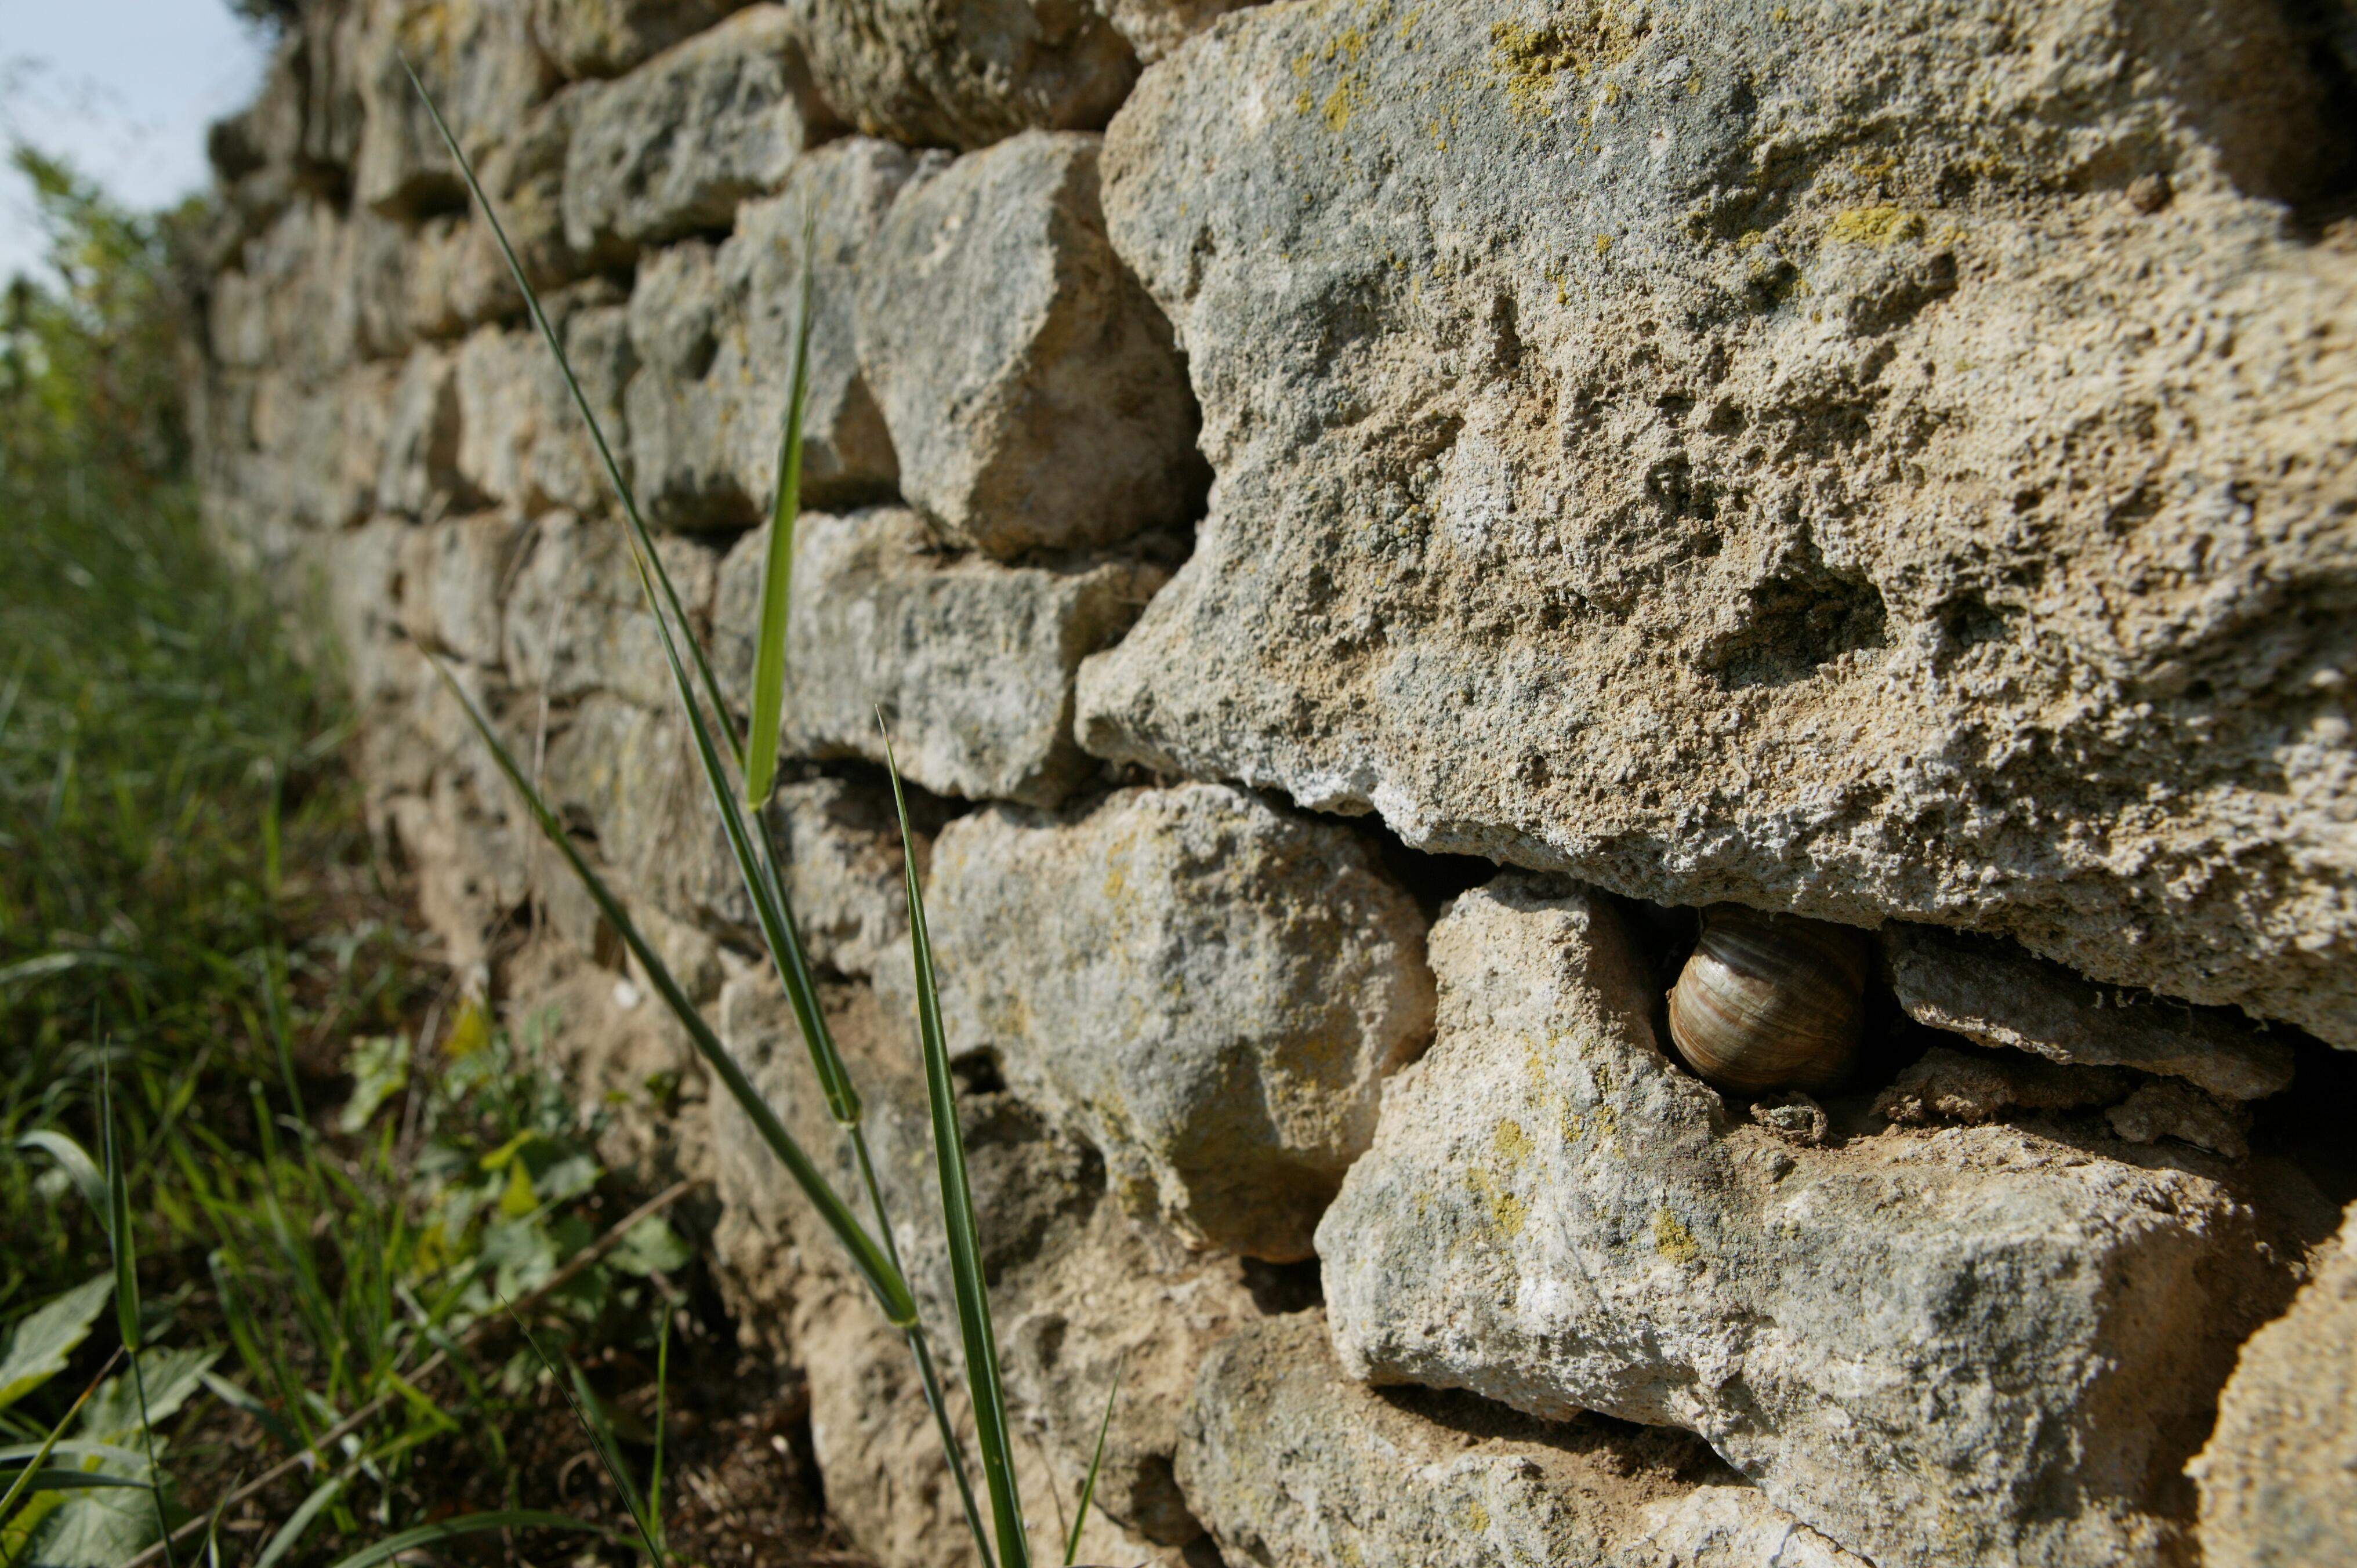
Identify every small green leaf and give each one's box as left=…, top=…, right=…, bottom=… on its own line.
left=335, top=1036, right=409, bottom=1134
left=609, top=1216, right=692, bottom=1278
left=0, top=1279, right=111, bottom=1413
left=14, top=1132, right=103, bottom=1217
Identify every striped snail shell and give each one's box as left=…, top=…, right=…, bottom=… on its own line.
left=1667, top=906, right=1871, bottom=1092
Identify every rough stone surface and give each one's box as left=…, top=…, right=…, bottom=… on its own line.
left=563, top=6, right=833, bottom=259
left=762, top=778, right=909, bottom=978
left=454, top=288, right=635, bottom=517
left=897, top=783, right=1435, bottom=1260
left=1873, top=1044, right=2131, bottom=1126
left=713, top=508, right=1165, bottom=805
left=397, top=511, right=528, bottom=666
left=788, top=0, right=1137, bottom=150
left=1181, top=1312, right=1872, bottom=1568
left=352, top=0, right=556, bottom=220
left=2106, top=1079, right=2252, bottom=1159
left=1081, top=0, right=2357, bottom=1048
left=623, top=139, right=920, bottom=528
left=711, top=976, right=1254, bottom=1555
left=2192, top=1200, right=2357, bottom=1567
left=500, top=510, right=717, bottom=712
left=1884, top=925, right=2299, bottom=1100
left=1094, top=0, right=1261, bottom=66
left=1319, top=874, right=2301, bottom=1568
left=533, top=0, right=746, bottom=80
left=375, top=347, right=467, bottom=517
left=854, top=130, right=1203, bottom=558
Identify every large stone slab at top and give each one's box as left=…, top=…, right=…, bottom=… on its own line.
left=786, top=0, right=1138, bottom=150
left=1078, top=0, right=2357, bottom=1046
left=1317, top=875, right=2308, bottom=1568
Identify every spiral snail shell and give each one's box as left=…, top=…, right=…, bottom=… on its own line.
left=1667, top=906, right=1872, bottom=1092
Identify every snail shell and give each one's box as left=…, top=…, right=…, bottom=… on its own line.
left=1667, top=906, right=1870, bottom=1092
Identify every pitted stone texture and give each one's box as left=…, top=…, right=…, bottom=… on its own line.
left=241, top=362, right=394, bottom=531
left=455, top=289, right=635, bottom=517
left=712, top=977, right=1245, bottom=1556
left=209, top=199, right=362, bottom=382
left=762, top=779, right=908, bottom=978
left=375, top=347, right=468, bottom=518
left=2105, top=1079, right=2251, bottom=1159
left=2192, top=1200, right=2357, bottom=1567
left=626, top=138, right=920, bottom=528
left=854, top=131, right=1203, bottom=560
left=1873, top=1045, right=2130, bottom=1127
left=397, top=512, right=528, bottom=666
left=563, top=6, right=833, bottom=259
left=1180, top=1313, right=1871, bottom=1568
left=539, top=694, right=744, bottom=928
left=715, top=139, right=923, bottom=508
left=1094, top=0, right=1262, bottom=65
left=1080, top=0, right=2357, bottom=1048
left=713, top=508, right=1165, bottom=806
left=532, top=0, right=745, bottom=79
left=319, top=517, right=420, bottom=707
left=353, top=0, right=556, bottom=220
left=1318, top=875, right=2297, bottom=1568
left=1884, top=925, right=2297, bottom=1101
left=894, top=782, right=1434, bottom=1260
left=788, top=0, right=1136, bottom=150
left=445, top=86, right=595, bottom=325
left=502, top=510, right=719, bottom=712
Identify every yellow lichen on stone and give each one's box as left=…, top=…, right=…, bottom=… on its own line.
left=1653, top=1207, right=1701, bottom=1264
left=1493, top=1117, right=1533, bottom=1171
left=1324, top=75, right=1370, bottom=132
left=1468, top=1165, right=1529, bottom=1239
left=1460, top=1498, right=1492, bottom=1534
left=1828, top=206, right=1927, bottom=246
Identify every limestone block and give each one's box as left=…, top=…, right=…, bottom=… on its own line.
left=787, top=0, right=1136, bottom=150
left=1091, top=0, right=1260, bottom=66
left=1180, top=1313, right=1870, bottom=1568
left=895, top=782, right=1435, bottom=1260
left=375, top=347, right=469, bottom=518
left=622, top=241, right=748, bottom=529
left=539, top=694, right=733, bottom=925
left=250, top=362, right=394, bottom=529
left=320, top=516, right=419, bottom=706
left=713, top=975, right=1254, bottom=1551
left=1872, top=1045, right=2129, bottom=1126
left=2106, top=1080, right=2251, bottom=1159
left=1884, top=926, right=2296, bottom=1101
left=2192, top=1200, right=2357, bottom=1567
left=1079, top=0, right=2357, bottom=1048
left=397, top=512, right=529, bottom=666
left=855, top=131, right=1203, bottom=558
left=763, top=778, right=908, bottom=978
left=501, top=510, right=717, bottom=711
left=532, top=0, right=745, bottom=80
left=562, top=6, right=833, bottom=260
left=1318, top=875, right=2300, bottom=1568
left=448, top=86, right=594, bottom=324
left=455, top=289, right=635, bottom=516
left=624, top=140, right=921, bottom=527
left=212, top=198, right=362, bottom=382
left=712, top=508, right=1164, bottom=805
left=711, top=138, right=921, bottom=509
left=353, top=0, right=556, bottom=220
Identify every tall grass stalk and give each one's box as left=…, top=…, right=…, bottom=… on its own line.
left=400, top=60, right=1051, bottom=1565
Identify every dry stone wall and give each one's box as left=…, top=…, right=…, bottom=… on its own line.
left=194, top=2, right=2357, bottom=1565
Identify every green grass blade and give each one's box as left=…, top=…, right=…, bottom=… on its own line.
left=0, top=1469, right=146, bottom=1492
left=1064, top=1355, right=1126, bottom=1566
left=399, top=57, right=739, bottom=773
left=321, top=1510, right=612, bottom=1568
left=15, top=1130, right=104, bottom=1216
left=741, top=206, right=816, bottom=812
left=880, top=718, right=1029, bottom=1568
left=0, top=1349, right=118, bottom=1529
left=251, top=1473, right=341, bottom=1568
left=648, top=1306, right=669, bottom=1558
left=100, top=1061, right=140, bottom=1355
left=905, top=1324, right=997, bottom=1568
left=428, top=659, right=916, bottom=1329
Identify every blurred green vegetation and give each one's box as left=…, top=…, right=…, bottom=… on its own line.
left=0, top=148, right=719, bottom=1566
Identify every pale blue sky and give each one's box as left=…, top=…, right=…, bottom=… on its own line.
left=1, top=0, right=271, bottom=284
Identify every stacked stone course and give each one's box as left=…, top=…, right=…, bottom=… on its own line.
left=195, top=2, right=2357, bottom=1564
